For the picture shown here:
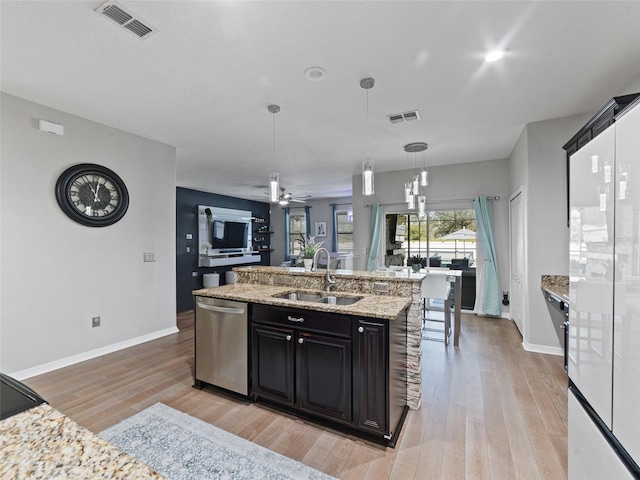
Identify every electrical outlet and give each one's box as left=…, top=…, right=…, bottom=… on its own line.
left=143, top=252, right=156, bottom=262
left=92, top=316, right=101, bottom=328
left=186, top=246, right=191, bottom=253
left=192, top=272, right=198, bottom=277
left=186, top=233, right=193, bottom=240
left=373, top=282, right=389, bottom=293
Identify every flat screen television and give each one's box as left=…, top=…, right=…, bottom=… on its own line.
left=211, top=220, right=249, bottom=250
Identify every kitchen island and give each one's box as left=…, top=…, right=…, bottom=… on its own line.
left=194, top=265, right=449, bottom=411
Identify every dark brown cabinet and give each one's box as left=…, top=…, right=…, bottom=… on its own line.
left=353, top=319, right=388, bottom=435
left=250, top=303, right=408, bottom=446
left=251, top=304, right=352, bottom=425
left=297, top=332, right=352, bottom=424
left=251, top=324, right=295, bottom=405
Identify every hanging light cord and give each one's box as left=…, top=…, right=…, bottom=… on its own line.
left=366, top=88, right=370, bottom=161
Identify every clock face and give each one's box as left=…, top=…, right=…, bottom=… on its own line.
left=56, top=164, right=129, bottom=227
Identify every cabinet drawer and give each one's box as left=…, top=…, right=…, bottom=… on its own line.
left=252, top=304, right=351, bottom=337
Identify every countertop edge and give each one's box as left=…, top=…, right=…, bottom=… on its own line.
left=193, top=285, right=412, bottom=320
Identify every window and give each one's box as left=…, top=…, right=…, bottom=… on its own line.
left=335, top=209, right=353, bottom=253
left=385, top=209, right=476, bottom=268
left=288, top=209, right=306, bottom=257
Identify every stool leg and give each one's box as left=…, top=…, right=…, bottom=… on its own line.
left=443, top=296, right=451, bottom=346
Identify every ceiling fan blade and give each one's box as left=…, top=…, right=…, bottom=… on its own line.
left=289, top=198, right=306, bottom=203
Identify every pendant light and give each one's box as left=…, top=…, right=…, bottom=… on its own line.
left=407, top=194, right=416, bottom=210
left=404, top=181, right=413, bottom=202
left=268, top=104, right=281, bottom=203
left=404, top=142, right=429, bottom=208
left=361, top=77, right=375, bottom=196
left=418, top=195, right=427, bottom=218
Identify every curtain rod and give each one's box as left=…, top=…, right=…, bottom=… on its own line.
left=363, top=195, right=499, bottom=207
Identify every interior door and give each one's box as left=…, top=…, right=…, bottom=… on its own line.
left=510, top=189, right=525, bottom=335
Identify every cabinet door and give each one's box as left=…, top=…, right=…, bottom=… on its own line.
left=569, top=124, right=615, bottom=428
left=297, top=332, right=352, bottom=424
left=613, top=102, right=640, bottom=461
left=353, top=319, right=388, bottom=435
left=251, top=324, right=295, bottom=405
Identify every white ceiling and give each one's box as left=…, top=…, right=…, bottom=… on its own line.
left=3, top=1, right=640, bottom=202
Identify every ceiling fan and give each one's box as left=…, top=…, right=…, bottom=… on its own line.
left=253, top=186, right=310, bottom=205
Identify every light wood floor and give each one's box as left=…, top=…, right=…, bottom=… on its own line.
left=24, top=311, right=567, bottom=480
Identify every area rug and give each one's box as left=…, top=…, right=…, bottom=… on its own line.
left=100, top=403, right=335, bottom=480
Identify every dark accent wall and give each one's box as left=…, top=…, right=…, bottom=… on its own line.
left=176, top=187, right=271, bottom=313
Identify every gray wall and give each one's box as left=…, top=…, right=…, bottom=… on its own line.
left=270, top=197, right=353, bottom=266
left=352, top=158, right=511, bottom=316
left=1, top=93, right=177, bottom=376
left=509, top=113, right=592, bottom=353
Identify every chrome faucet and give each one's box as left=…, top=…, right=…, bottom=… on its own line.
left=312, top=247, right=336, bottom=292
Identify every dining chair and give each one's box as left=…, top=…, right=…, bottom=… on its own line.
left=421, top=273, right=452, bottom=345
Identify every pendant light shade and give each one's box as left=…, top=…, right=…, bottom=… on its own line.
left=269, top=172, right=280, bottom=203
left=418, top=195, right=426, bottom=218
left=362, top=160, right=374, bottom=196
left=420, top=168, right=428, bottom=187
left=361, top=77, right=375, bottom=196
left=407, top=194, right=416, bottom=210
left=267, top=104, right=280, bottom=203
left=404, top=181, right=413, bottom=202
left=412, top=175, right=420, bottom=195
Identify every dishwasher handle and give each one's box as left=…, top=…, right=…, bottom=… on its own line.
left=197, top=302, right=245, bottom=315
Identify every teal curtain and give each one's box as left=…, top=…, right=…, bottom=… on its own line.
left=331, top=203, right=338, bottom=252
left=473, top=196, right=501, bottom=316
left=284, top=207, right=291, bottom=260
left=304, top=206, right=311, bottom=239
left=367, top=203, right=382, bottom=271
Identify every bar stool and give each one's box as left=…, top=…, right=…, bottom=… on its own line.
left=421, top=274, right=452, bottom=345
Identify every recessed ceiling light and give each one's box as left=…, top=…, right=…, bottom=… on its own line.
left=485, top=50, right=504, bottom=62
left=304, top=67, right=327, bottom=81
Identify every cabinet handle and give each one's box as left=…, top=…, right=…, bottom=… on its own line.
left=287, top=316, right=305, bottom=323
left=286, top=335, right=292, bottom=341
left=298, top=337, right=304, bottom=344
left=358, top=326, right=364, bottom=333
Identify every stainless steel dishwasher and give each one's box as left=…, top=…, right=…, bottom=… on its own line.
left=194, top=297, right=248, bottom=396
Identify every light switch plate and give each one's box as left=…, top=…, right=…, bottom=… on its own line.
left=143, top=252, right=156, bottom=262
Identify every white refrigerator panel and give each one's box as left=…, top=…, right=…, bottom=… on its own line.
left=569, top=125, right=615, bottom=428
left=569, top=392, right=633, bottom=480
left=613, top=102, right=640, bottom=461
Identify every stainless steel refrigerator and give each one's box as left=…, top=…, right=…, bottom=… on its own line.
left=568, top=97, right=640, bottom=479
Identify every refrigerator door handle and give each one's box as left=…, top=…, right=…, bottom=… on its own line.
left=196, top=302, right=245, bottom=315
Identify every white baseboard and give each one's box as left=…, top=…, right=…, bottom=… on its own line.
left=9, top=326, right=179, bottom=381
left=522, top=340, right=563, bottom=356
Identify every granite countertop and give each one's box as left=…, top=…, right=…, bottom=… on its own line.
left=0, top=404, right=164, bottom=479
left=193, top=283, right=412, bottom=320
left=234, top=265, right=428, bottom=283
left=541, top=275, right=569, bottom=302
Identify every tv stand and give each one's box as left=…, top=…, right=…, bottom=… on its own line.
left=199, top=252, right=260, bottom=267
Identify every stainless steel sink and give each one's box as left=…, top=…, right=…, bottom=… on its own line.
left=317, top=295, right=363, bottom=305
left=273, top=291, right=324, bottom=302
left=273, top=291, right=362, bottom=305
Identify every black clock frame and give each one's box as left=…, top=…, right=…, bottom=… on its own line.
left=55, top=163, right=129, bottom=227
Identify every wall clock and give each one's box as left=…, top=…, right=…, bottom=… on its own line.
left=55, top=163, right=129, bottom=227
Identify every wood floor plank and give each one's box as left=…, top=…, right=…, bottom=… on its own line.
left=22, top=311, right=568, bottom=479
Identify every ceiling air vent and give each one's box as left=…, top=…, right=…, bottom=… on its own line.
left=387, top=110, right=421, bottom=124
left=95, top=0, right=158, bottom=40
